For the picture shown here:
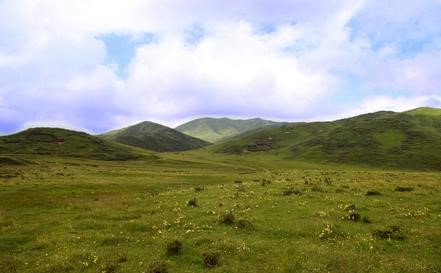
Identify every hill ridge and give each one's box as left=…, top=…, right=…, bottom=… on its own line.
left=100, top=121, right=209, bottom=152
left=175, top=117, right=280, bottom=142
left=0, top=127, right=139, bottom=160
left=211, top=108, right=441, bottom=170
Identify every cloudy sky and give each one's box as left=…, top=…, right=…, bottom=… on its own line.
left=1, top=0, right=440, bottom=134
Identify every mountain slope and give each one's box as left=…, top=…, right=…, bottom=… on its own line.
left=100, top=121, right=210, bottom=152
left=405, top=107, right=441, bottom=117
left=212, top=109, right=441, bottom=170
left=175, top=117, right=280, bottom=142
left=0, top=128, right=139, bottom=160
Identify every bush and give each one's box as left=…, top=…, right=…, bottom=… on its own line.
left=202, top=251, right=220, bottom=268
left=372, top=226, right=405, bottom=240
left=282, top=188, right=302, bottom=196
left=344, top=210, right=360, bottom=221
left=102, top=263, right=118, bottom=273
left=148, top=261, right=168, bottom=273
left=344, top=204, right=356, bottom=211
left=235, top=219, right=255, bottom=230
left=166, top=240, right=182, bottom=256
left=261, top=179, right=271, bottom=186
left=394, top=186, right=413, bottom=192
left=342, top=205, right=360, bottom=221
left=365, top=190, right=381, bottom=196
left=187, top=198, right=198, bottom=207
left=311, top=185, right=325, bottom=192
left=362, top=216, right=372, bottom=224
left=219, top=211, right=235, bottom=225
left=235, top=184, right=246, bottom=192
left=116, top=254, right=127, bottom=263
left=194, top=186, right=205, bottom=192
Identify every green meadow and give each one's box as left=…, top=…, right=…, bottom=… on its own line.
left=1, top=151, right=440, bottom=273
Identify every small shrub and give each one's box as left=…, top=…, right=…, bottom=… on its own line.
left=219, top=211, right=235, bottom=225
left=372, top=226, right=405, bottom=240
left=102, top=263, right=118, bottom=273
left=202, top=251, right=220, bottom=268
left=394, top=186, right=413, bottom=192
left=311, top=185, right=325, bottom=192
left=234, top=180, right=243, bottom=184
left=344, top=210, right=360, bottom=221
left=235, top=184, right=246, bottom=192
left=344, top=204, right=356, bottom=211
left=194, top=186, right=205, bottom=192
left=282, top=188, right=302, bottom=196
left=362, top=216, right=372, bottom=224
left=235, top=219, right=255, bottom=230
left=148, top=261, right=168, bottom=273
left=318, top=223, right=343, bottom=240
left=365, top=190, right=381, bottom=196
left=166, top=240, right=183, bottom=256
left=116, top=255, right=127, bottom=263
left=261, top=179, right=271, bottom=186
left=187, top=197, right=198, bottom=207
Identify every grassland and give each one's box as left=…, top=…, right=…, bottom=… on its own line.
left=1, top=150, right=440, bottom=273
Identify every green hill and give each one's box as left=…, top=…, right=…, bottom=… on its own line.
left=175, top=117, right=280, bottom=142
left=0, top=128, right=139, bottom=160
left=99, top=121, right=210, bottom=152
left=212, top=108, right=441, bottom=170
left=405, top=107, right=441, bottom=117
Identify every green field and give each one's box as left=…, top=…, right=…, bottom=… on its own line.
left=1, top=150, right=440, bottom=273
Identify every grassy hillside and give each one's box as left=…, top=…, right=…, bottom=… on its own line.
left=405, top=107, right=441, bottom=117
left=213, top=109, right=441, bottom=170
left=0, top=128, right=140, bottom=160
left=100, top=121, right=210, bottom=152
left=175, top=117, right=280, bottom=142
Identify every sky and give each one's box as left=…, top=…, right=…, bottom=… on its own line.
left=0, top=0, right=441, bottom=134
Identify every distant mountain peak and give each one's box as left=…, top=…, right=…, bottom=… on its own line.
left=99, top=121, right=209, bottom=152
left=175, top=117, right=280, bottom=142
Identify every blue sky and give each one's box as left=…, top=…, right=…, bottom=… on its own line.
left=0, top=0, right=440, bottom=134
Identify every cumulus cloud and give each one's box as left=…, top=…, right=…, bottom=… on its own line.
left=0, top=0, right=440, bottom=134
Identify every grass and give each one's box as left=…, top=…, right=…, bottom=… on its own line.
left=1, top=150, right=440, bottom=273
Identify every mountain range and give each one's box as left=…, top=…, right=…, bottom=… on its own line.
left=1, top=107, right=441, bottom=170
left=213, top=107, right=441, bottom=170
left=175, top=117, right=279, bottom=142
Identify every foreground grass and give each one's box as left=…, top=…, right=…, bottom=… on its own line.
left=1, top=153, right=440, bottom=273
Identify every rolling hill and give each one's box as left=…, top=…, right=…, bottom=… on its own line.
left=99, top=121, right=210, bottom=152
left=212, top=108, right=441, bottom=170
left=0, top=127, right=139, bottom=160
left=175, top=117, right=280, bottom=142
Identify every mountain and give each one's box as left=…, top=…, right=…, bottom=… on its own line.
left=99, top=121, right=210, bottom=152
left=175, top=117, right=280, bottom=142
left=0, top=128, right=139, bottom=160
left=212, top=108, right=441, bottom=170
left=404, top=107, right=441, bottom=117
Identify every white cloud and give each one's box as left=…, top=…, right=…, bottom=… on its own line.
left=340, top=95, right=441, bottom=119
left=0, top=0, right=440, bottom=133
